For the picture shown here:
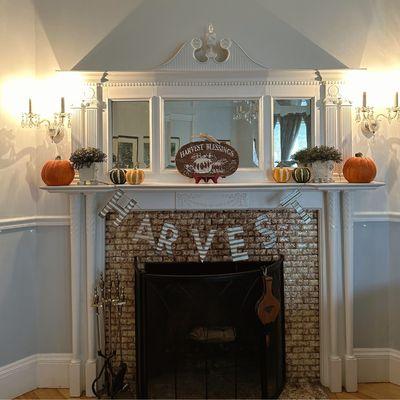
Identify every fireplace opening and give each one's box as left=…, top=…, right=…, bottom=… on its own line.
left=135, top=257, right=285, bottom=399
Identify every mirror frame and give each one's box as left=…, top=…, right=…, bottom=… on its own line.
left=98, top=73, right=322, bottom=183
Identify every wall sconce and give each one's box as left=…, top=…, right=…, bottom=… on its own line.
left=21, top=97, right=71, bottom=143
left=355, top=91, right=400, bottom=138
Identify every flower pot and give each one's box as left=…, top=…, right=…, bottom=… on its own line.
left=79, top=164, right=97, bottom=184
left=311, top=160, right=335, bottom=183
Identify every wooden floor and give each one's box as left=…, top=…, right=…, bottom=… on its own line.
left=14, top=383, right=400, bottom=399
left=328, top=383, right=400, bottom=399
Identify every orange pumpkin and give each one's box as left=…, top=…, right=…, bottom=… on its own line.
left=126, top=167, right=145, bottom=185
left=343, top=153, right=377, bottom=183
left=272, top=167, right=291, bottom=183
left=41, top=156, right=75, bottom=186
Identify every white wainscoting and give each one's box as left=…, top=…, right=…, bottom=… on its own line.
left=355, top=348, right=400, bottom=385
left=0, top=353, right=72, bottom=399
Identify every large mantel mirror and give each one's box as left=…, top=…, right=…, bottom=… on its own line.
left=110, top=100, right=150, bottom=168
left=273, top=98, right=312, bottom=166
left=163, top=99, right=260, bottom=169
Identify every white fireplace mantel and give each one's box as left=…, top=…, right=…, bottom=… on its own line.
left=41, top=182, right=383, bottom=396
left=41, top=181, right=383, bottom=193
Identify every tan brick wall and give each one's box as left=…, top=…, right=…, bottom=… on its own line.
left=105, top=209, right=319, bottom=384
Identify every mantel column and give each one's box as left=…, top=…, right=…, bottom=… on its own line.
left=69, top=194, right=83, bottom=397
left=85, top=193, right=97, bottom=397
left=326, top=191, right=342, bottom=392
left=341, top=191, right=358, bottom=392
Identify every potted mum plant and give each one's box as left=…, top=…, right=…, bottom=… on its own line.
left=70, top=147, right=107, bottom=184
left=292, top=146, right=342, bottom=182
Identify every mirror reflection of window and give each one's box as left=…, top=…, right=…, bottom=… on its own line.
left=164, top=99, right=260, bottom=169
left=273, top=99, right=312, bottom=166
left=111, top=101, right=150, bottom=168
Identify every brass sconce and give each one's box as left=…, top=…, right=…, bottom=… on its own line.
left=21, top=97, right=71, bottom=143
left=355, top=91, right=400, bottom=138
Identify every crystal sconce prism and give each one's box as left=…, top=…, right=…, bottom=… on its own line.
left=21, top=97, right=71, bottom=143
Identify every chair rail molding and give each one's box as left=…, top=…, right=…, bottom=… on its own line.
left=0, top=216, right=70, bottom=232
left=353, top=211, right=400, bottom=223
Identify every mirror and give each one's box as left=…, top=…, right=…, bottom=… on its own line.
left=111, top=101, right=150, bottom=168
left=273, top=99, right=312, bottom=166
left=164, top=99, right=260, bottom=168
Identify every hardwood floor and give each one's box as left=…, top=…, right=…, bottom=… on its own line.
left=328, top=383, right=400, bottom=399
left=15, top=383, right=400, bottom=399
left=15, top=389, right=70, bottom=399
left=331, top=383, right=400, bottom=399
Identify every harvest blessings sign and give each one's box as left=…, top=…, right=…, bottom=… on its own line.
left=175, top=140, right=239, bottom=178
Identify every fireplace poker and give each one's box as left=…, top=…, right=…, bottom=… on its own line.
left=112, top=280, right=128, bottom=395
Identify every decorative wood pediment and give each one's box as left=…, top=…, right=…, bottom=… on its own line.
left=157, top=24, right=267, bottom=72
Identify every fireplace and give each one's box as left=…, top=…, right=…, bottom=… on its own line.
left=41, top=178, right=378, bottom=395
left=135, top=257, right=285, bottom=399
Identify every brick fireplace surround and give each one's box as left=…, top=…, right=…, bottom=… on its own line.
left=105, top=209, right=320, bottom=386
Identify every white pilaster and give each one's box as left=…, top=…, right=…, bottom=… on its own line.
left=70, top=107, right=85, bottom=152
left=85, top=194, right=97, bottom=397
left=69, top=194, right=83, bottom=397
left=341, top=191, right=358, bottom=392
left=326, top=191, right=342, bottom=392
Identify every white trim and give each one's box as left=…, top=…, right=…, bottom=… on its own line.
left=40, top=181, right=384, bottom=194
left=0, top=216, right=70, bottom=232
left=353, top=211, right=400, bottom=223
left=0, top=355, right=36, bottom=399
left=0, top=353, right=72, bottom=399
left=354, top=348, right=400, bottom=384
left=36, top=353, right=71, bottom=388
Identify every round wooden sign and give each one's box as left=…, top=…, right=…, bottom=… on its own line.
left=175, top=141, right=239, bottom=178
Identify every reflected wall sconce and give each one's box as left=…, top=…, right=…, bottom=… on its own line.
left=21, top=97, right=71, bottom=143
left=233, top=100, right=258, bottom=124
left=355, top=91, right=400, bottom=138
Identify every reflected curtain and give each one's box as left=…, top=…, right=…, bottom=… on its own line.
left=273, top=114, right=279, bottom=129
left=303, top=113, right=312, bottom=147
left=279, top=113, right=303, bottom=161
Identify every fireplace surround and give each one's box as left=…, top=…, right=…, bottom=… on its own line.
left=104, top=208, right=319, bottom=395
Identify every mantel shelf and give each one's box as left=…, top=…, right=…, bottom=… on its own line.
left=40, top=181, right=384, bottom=194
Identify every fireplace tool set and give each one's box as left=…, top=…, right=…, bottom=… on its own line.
left=92, top=272, right=128, bottom=398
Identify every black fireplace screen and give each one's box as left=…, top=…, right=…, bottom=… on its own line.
left=135, top=257, right=285, bottom=399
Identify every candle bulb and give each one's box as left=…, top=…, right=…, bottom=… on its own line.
left=61, top=97, right=65, bottom=114
left=395, top=92, right=398, bottom=108
left=362, top=92, right=367, bottom=108
left=29, top=98, right=32, bottom=114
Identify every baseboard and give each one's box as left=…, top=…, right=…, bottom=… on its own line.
left=390, top=349, right=400, bottom=385
left=36, top=353, right=71, bottom=388
left=354, top=348, right=400, bottom=384
left=0, top=355, right=37, bottom=399
left=0, top=353, right=72, bottom=399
